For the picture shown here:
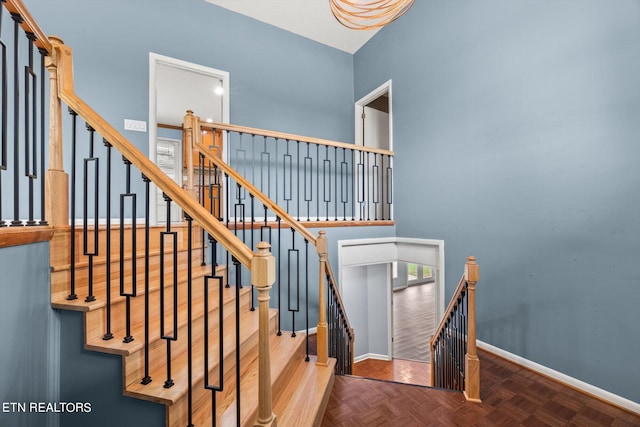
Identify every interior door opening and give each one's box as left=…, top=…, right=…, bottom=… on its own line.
left=148, top=53, right=229, bottom=224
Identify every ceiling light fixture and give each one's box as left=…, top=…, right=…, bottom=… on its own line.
left=214, top=86, right=224, bottom=95
left=329, top=0, right=415, bottom=30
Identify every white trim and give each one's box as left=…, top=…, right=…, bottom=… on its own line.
left=355, top=79, right=393, bottom=151
left=354, top=353, right=392, bottom=363
left=148, top=52, right=230, bottom=225
left=478, top=340, right=640, bottom=416
left=338, top=237, right=445, bottom=361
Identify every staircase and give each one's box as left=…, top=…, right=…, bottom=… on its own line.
left=49, top=225, right=335, bottom=426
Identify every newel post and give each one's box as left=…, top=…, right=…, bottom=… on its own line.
left=182, top=110, right=197, bottom=193
left=464, top=256, right=481, bottom=403
left=316, top=231, right=329, bottom=366
left=45, top=36, right=69, bottom=226
left=252, top=242, right=277, bottom=427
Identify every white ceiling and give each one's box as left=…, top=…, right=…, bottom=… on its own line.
left=205, top=0, right=381, bottom=54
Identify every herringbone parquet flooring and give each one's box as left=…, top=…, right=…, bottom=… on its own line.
left=322, top=349, right=640, bottom=426
left=393, top=282, right=436, bottom=362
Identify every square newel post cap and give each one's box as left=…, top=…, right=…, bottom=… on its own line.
left=252, top=242, right=275, bottom=288
left=465, top=256, right=479, bottom=284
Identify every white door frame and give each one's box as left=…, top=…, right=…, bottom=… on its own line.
left=355, top=79, right=393, bottom=151
left=148, top=52, right=230, bottom=224
left=338, top=237, right=445, bottom=361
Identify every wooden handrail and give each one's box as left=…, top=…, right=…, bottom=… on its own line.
left=201, top=121, right=395, bottom=157
left=4, top=0, right=52, bottom=53
left=432, top=273, right=467, bottom=341
left=324, top=260, right=354, bottom=338
left=53, top=40, right=254, bottom=268
left=186, top=118, right=317, bottom=247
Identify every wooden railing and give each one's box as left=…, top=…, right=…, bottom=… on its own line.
left=184, top=110, right=355, bottom=374
left=193, top=117, right=395, bottom=225
left=430, top=256, right=480, bottom=402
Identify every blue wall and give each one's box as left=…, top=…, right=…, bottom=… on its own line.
left=28, top=0, right=354, bottom=146
left=354, top=0, right=640, bottom=402
left=0, top=243, right=59, bottom=427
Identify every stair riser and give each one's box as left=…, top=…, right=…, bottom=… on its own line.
left=51, top=224, right=203, bottom=270
left=51, top=246, right=217, bottom=308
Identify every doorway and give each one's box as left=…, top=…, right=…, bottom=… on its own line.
left=355, top=80, right=393, bottom=220
left=148, top=53, right=229, bottom=224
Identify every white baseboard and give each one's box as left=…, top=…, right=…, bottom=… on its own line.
left=354, top=353, right=392, bottom=363
left=477, top=340, right=640, bottom=416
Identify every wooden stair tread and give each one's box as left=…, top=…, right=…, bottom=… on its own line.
left=51, top=261, right=222, bottom=312
left=216, top=332, right=308, bottom=426
left=83, top=282, right=248, bottom=357
left=124, top=306, right=276, bottom=405
left=273, top=356, right=336, bottom=427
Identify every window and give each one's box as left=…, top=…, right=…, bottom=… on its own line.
left=407, top=263, right=434, bottom=284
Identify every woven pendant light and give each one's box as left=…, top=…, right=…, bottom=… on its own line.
left=329, top=0, right=415, bottom=30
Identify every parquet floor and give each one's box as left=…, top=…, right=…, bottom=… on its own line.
left=352, top=357, right=431, bottom=386
left=322, top=349, right=640, bottom=426
left=393, top=282, right=436, bottom=362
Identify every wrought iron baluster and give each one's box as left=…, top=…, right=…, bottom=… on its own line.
left=38, top=46, right=46, bottom=225
left=186, top=214, right=194, bottom=427
left=67, top=108, right=78, bottom=300
left=24, top=32, right=37, bottom=226
left=103, top=140, right=113, bottom=340
left=233, top=255, right=242, bottom=426
left=288, top=228, right=299, bottom=336
left=204, top=234, right=224, bottom=427
left=341, top=148, right=348, bottom=221
left=250, top=193, right=255, bottom=311
left=83, top=124, right=98, bottom=303
left=10, top=13, right=21, bottom=227
left=304, top=142, right=312, bottom=221
left=141, top=174, right=151, bottom=384
left=160, top=193, right=177, bottom=388
left=0, top=5, right=7, bottom=227
left=304, top=239, right=309, bottom=361
left=284, top=139, right=292, bottom=214
left=276, top=216, right=282, bottom=336
left=120, top=156, right=136, bottom=344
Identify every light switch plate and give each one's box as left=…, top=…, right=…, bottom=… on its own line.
left=124, top=119, right=147, bottom=132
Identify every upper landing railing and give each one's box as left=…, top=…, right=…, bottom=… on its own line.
left=187, top=117, right=395, bottom=226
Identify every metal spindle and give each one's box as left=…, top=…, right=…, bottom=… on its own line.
left=24, top=32, right=37, bottom=226
left=186, top=214, right=194, bottom=427
left=204, top=235, right=224, bottom=427
left=38, top=47, right=46, bottom=225
left=160, top=193, right=177, bottom=388
left=0, top=5, right=7, bottom=227
left=276, top=216, right=282, bottom=336
left=233, top=255, right=241, bottom=426
left=141, top=174, right=151, bottom=384
left=67, top=108, right=78, bottom=300
left=288, top=228, right=299, bottom=336
left=10, top=13, right=20, bottom=227
left=103, top=140, right=113, bottom=340
left=83, top=124, right=98, bottom=303
left=120, top=156, right=136, bottom=344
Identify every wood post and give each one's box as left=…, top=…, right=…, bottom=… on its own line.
left=182, top=110, right=196, bottom=192
left=45, top=36, right=68, bottom=226
left=464, top=255, right=481, bottom=403
left=316, top=230, right=329, bottom=366
left=252, top=242, right=277, bottom=427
